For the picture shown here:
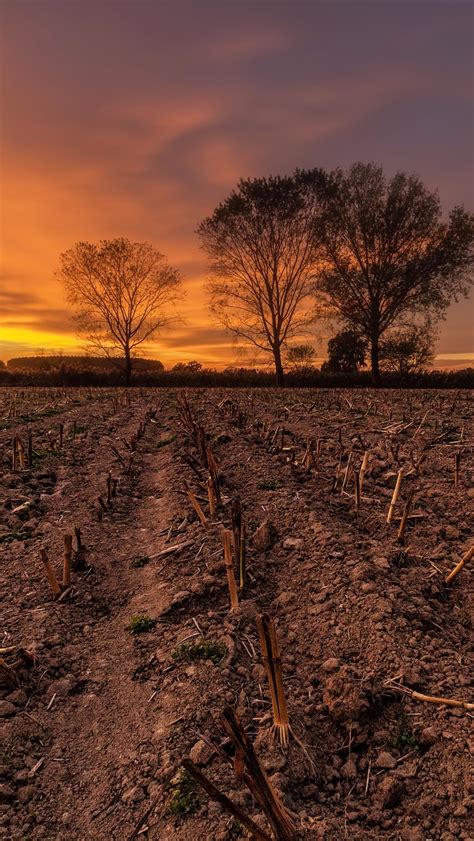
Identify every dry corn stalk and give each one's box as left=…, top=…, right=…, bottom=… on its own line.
left=12, top=436, right=27, bottom=471
left=386, top=678, right=473, bottom=711
left=387, top=468, right=403, bottom=523
left=340, top=451, right=353, bottom=494
left=207, top=476, right=217, bottom=518
left=256, top=614, right=290, bottom=747
left=397, top=490, right=414, bottom=542
left=359, top=451, right=369, bottom=494
left=302, top=439, right=317, bottom=471
left=238, top=522, right=246, bottom=590
left=222, top=529, right=239, bottom=611
left=221, top=707, right=297, bottom=841
left=40, top=548, right=61, bottom=598
left=231, top=497, right=246, bottom=590
left=182, top=759, right=272, bottom=841
left=445, top=545, right=473, bottom=584
left=187, top=489, right=209, bottom=529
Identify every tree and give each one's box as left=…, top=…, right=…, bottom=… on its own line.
left=57, top=238, right=181, bottom=385
left=286, top=343, right=317, bottom=373
left=323, top=330, right=367, bottom=373
left=197, top=173, right=323, bottom=386
left=379, top=323, right=435, bottom=375
left=172, top=360, right=203, bottom=373
left=309, top=163, right=474, bottom=384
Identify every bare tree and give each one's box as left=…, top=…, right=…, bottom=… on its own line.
left=286, top=343, right=317, bottom=373
left=57, top=238, right=181, bottom=385
left=309, top=163, right=474, bottom=384
left=197, top=173, right=322, bottom=385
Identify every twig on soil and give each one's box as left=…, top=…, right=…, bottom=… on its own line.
left=385, top=678, right=473, bottom=710
left=364, top=758, right=372, bottom=796
left=28, top=757, right=45, bottom=777
left=147, top=541, right=194, bottom=561
left=46, top=692, right=57, bottom=711
left=445, top=546, right=473, bottom=584
left=192, top=617, right=204, bottom=635
left=127, top=793, right=163, bottom=841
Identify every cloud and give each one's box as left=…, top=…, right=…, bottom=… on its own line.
left=0, top=0, right=472, bottom=364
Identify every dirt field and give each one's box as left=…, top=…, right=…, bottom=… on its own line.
left=1, top=386, right=472, bottom=841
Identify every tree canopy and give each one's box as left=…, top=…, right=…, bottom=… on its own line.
left=57, top=238, right=181, bottom=385
left=380, top=323, right=435, bottom=375
left=308, top=163, right=474, bottom=383
left=197, top=173, right=323, bottom=386
left=322, top=330, right=367, bottom=373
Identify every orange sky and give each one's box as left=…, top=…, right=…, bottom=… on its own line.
left=1, top=1, right=473, bottom=370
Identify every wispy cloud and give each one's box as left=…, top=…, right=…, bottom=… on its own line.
left=1, top=0, right=472, bottom=363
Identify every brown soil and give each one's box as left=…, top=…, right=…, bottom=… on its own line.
left=1, top=387, right=472, bottom=841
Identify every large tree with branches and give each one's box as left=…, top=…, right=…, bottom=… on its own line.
left=308, top=163, right=474, bottom=384
left=57, top=238, right=181, bottom=385
left=197, top=173, right=323, bottom=385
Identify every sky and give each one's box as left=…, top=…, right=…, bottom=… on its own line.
left=1, top=0, right=473, bottom=369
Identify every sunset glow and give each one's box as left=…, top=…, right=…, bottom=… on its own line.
left=1, top=0, right=473, bottom=368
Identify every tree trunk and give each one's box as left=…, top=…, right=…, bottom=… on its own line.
left=370, top=332, right=381, bottom=386
left=273, top=345, right=285, bottom=387
left=124, top=348, right=132, bottom=387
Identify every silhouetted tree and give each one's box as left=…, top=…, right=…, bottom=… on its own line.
left=322, top=330, right=367, bottom=372
left=286, top=343, right=317, bottom=372
left=172, top=360, right=203, bottom=373
left=197, top=173, right=323, bottom=386
left=309, top=163, right=474, bottom=384
left=57, top=238, right=181, bottom=385
left=380, top=323, right=435, bottom=375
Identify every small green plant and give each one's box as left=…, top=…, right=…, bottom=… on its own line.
left=392, top=711, right=419, bottom=751
left=257, top=478, right=280, bottom=490
left=165, top=769, right=201, bottom=817
left=127, top=614, right=156, bottom=634
left=228, top=820, right=244, bottom=838
left=172, top=638, right=227, bottom=665
left=21, top=407, right=61, bottom=422
left=31, top=448, right=61, bottom=467
left=131, top=554, right=150, bottom=568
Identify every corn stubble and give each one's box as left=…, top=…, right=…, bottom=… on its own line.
left=184, top=707, right=297, bottom=841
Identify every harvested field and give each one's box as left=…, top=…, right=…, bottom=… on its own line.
left=0, top=386, right=472, bottom=841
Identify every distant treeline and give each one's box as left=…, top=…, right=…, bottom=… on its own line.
left=5, top=355, right=165, bottom=373
left=0, top=358, right=472, bottom=389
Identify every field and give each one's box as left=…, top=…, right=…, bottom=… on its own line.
left=1, top=386, right=472, bottom=841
